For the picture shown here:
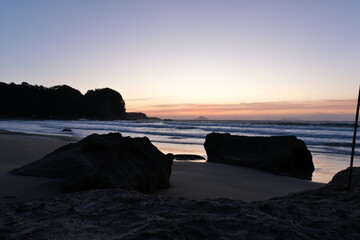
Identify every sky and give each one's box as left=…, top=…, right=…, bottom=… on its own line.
left=1, top=0, right=359, bottom=120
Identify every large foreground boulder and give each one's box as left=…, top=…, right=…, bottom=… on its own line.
left=10, top=133, right=173, bottom=193
left=204, top=133, right=314, bottom=180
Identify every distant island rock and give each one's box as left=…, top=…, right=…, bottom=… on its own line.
left=196, top=116, right=209, bottom=120
left=204, top=133, right=314, bottom=180
left=0, top=82, right=149, bottom=120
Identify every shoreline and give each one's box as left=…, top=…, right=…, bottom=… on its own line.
left=0, top=119, right=356, bottom=184
left=0, top=128, right=80, bottom=142
left=0, top=132, right=324, bottom=206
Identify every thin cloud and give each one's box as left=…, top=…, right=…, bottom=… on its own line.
left=127, top=97, right=157, bottom=101
left=127, top=96, right=178, bottom=102
left=134, top=99, right=357, bottom=120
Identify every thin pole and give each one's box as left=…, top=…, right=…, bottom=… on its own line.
left=348, top=84, right=360, bottom=189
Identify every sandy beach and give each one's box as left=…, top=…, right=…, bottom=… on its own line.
left=0, top=132, right=324, bottom=206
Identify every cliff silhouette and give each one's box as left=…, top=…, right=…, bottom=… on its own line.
left=0, top=82, right=127, bottom=120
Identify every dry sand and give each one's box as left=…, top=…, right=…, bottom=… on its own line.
left=0, top=132, right=324, bottom=206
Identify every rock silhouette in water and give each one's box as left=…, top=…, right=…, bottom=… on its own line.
left=204, top=133, right=314, bottom=180
left=61, top=128, right=72, bottom=132
left=125, top=112, right=149, bottom=120
left=174, top=154, right=206, bottom=160
left=10, top=133, right=174, bottom=193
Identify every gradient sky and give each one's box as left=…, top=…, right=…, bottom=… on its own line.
left=1, top=0, right=359, bottom=120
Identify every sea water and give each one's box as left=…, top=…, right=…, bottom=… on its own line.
left=0, top=119, right=359, bottom=183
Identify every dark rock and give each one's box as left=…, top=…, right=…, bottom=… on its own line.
left=61, top=128, right=72, bottom=132
left=126, top=112, right=148, bottom=120
left=1, top=167, right=360, bottom=240
left=0, top=82, right=126, bottom=120
left=196, top=116, right=209, bottom=120
left=327, top=167, right=360, bottom=189
left=3, top=196, right=16, bottom=199
left=174, top=154, right=206, bottom=160
left=84, top=88, right=126, bottom=120
left=204, top=133, right=314, bottom=180
left=10, top=133, right=173, bottom=193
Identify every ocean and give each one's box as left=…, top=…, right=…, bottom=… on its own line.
left=0, top=119, right=359, bottom=183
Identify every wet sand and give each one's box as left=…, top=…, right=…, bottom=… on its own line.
left=156, top=161, right=324, bottom=201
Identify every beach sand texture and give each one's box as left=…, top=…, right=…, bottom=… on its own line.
left=0, top=133, right=324, bottom=206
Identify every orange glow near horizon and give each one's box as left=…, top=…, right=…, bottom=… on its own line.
left=127, top=99, right=357, bottom=120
